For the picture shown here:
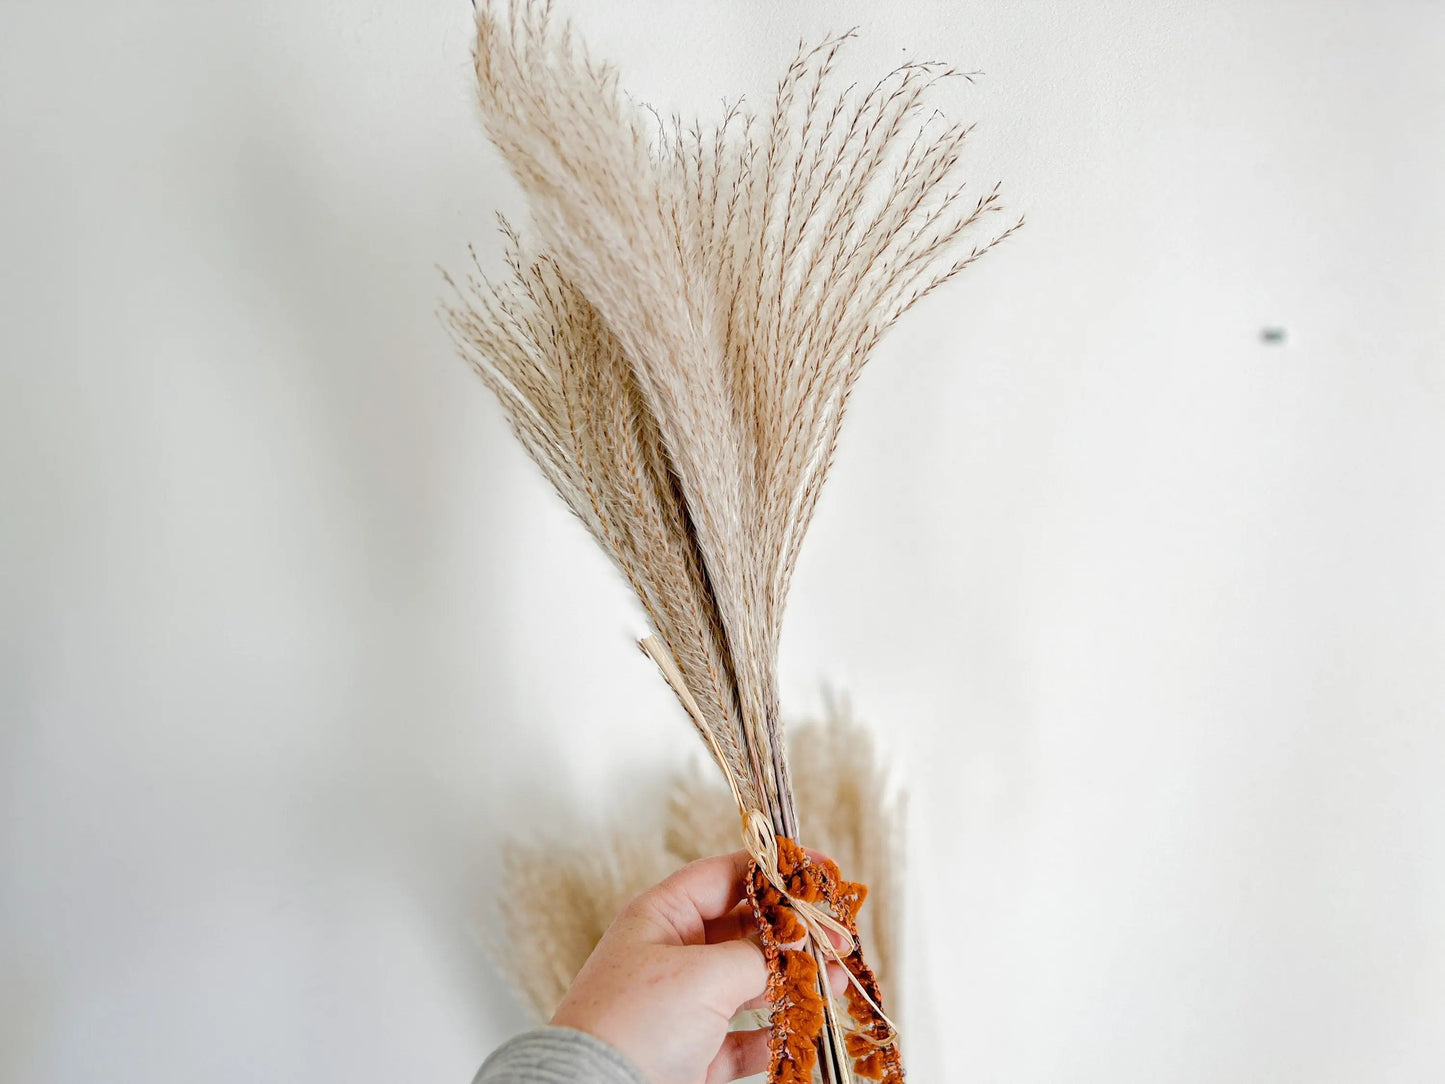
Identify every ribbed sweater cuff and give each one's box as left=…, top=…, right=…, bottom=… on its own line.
left=474, top=1026, right=649, bottom=1084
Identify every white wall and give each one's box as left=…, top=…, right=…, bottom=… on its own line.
left=3, top=2, right=1442, bottom=1081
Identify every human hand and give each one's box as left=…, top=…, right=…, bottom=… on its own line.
left=549, top=850, right=845, bottom=1084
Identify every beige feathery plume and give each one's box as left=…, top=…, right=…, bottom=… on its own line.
left=448, top=4, right=1016, bottom=1078
left=492, top=704, right=905, bottom=1024
left=445, top=2, right=1018, bottom=818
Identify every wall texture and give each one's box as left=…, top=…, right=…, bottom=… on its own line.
left=2, top=2, right=1442, bottom=1081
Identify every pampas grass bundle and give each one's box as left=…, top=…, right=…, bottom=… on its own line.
left=446, top=3, right=1017, bottom=1080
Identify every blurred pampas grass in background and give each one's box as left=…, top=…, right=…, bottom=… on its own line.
left=491, top=702, right=905, bottom=1025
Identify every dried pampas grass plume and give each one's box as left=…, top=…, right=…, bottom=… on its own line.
left=491, top=703, right=905, bottom=1025
left=444, top=1, right=1018, bottom=813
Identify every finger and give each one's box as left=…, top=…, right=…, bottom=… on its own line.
left=631, top=852, right=754, bottom=944
left=659, top=851, right=753, bottom=921
left=738, top=988, right=772, bottom=1013
left=686, top=938, right=769, bottom=1013
left=736, top=958, right=848, bottom=1013
left=706, top=1027, right=771, bottom=1084
left=702, top=901, right=757, bottom=946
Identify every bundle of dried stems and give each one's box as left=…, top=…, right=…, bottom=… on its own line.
left=445, top=2, right=1017, bottom=1079
left=494, top=703, right=904, bottom=1027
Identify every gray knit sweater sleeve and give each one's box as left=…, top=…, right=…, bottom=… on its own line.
left=474, top=1027, right=649, bottom=1084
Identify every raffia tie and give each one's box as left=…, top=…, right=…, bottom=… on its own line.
left=639, top=636, right=900, bottom=1049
